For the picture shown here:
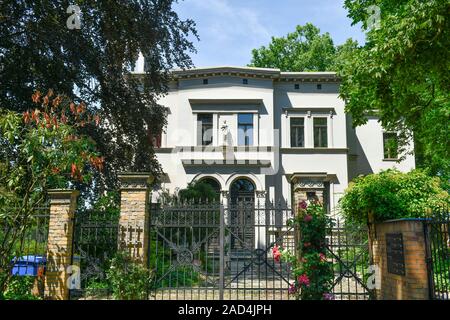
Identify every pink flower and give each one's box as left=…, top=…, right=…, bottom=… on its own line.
left=288, top=283, right=297, bottom=294
left=298, top=200, right=308, bottom=210
left=323, top=293, right=335, bottom=300
left=319, top=253, right=327, bottom=262
left=297, top=274, right=310, bottom=287
left=303, top=214, right=313, bottom=222
left=272, top=245, right=281, bottom=262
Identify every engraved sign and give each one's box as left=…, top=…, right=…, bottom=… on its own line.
left=386, top=233, right=406, bottom=275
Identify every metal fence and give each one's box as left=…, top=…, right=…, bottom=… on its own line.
left=148, top=200, right=296, bottom=300
left=426, top=207, right=450, bottom=300
left=326, top=218, right=373, bottom=300
left=69, top=209, right=119, bottom=300
left=0, top=206, right=50, bottom=298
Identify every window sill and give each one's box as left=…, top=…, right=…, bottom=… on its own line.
left=382, top=158, right=399, bottom=162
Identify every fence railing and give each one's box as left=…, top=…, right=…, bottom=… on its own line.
left=69, top=209, right=119, bottom=300
left=0, top=206, right=50, bottom=298
left=426, top=207, right=450, bottom=300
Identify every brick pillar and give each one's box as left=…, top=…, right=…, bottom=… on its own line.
left=118, top=173, right=153, bottom=264
left=370, top=219, right=430, bottom=300
left=44, top=189, right=79, bottom=300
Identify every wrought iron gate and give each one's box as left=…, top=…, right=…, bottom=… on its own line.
left=70, top=210, right=119, bottom=299
left=325, top=218, right=374, bottom=300
left=148, top=201, right=296, bottom=300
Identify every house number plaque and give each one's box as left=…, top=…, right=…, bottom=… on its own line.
left=386, top=233, right=406, bottom=275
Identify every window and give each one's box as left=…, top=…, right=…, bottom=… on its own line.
left=197, top=114, right=213, bottom=146
left=203, top=79, right=208, bottom=85
left=294, top=84, right=300, bottom=90
left=313, top=118, right=328, bottom=148
left=317, top=84, right=322, bottom=90
left=238, top=114, right=253, bottom=146
left=290, top=118, right=305, bottom=147
left=149, top=131, right=162, bottom=148
left=383, top=132, right=398, bottom=159
left=243, top=79, right=248, bottom=85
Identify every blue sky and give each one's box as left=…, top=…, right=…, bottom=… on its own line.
left=174, top=0, right=366, bottom=67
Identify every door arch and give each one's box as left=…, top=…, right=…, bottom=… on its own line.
left=229, top=178, right=255, bottom=204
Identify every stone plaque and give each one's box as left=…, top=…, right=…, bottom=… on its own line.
left=386, top=233, right=406, bottom=276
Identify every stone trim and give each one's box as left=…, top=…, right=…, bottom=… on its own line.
left=118, top=172, right=154, bottom=190
left=182, top=159, right=271, bottom=167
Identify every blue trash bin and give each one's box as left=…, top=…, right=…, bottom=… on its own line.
left=11, top=255, right=46, bottom=276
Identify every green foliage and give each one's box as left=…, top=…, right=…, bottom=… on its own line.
left=279, top=202, right=334, bottom=300
left=2, top=276, right=40, bottom=300
left=340, top=169, right=449, bottom=224
left=250, top=23, right=339, bottom=71
left=0, top=93, right=102, bottom=293
left=0, top=1, right=198, bottom=191
left=178, top=181, right=219, bottom=203
left=339, top=0, right=450, bottom=177
left=106, top=251, right=154, bottom=300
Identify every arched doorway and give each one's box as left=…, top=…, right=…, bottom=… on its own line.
left=198, top=177, right=221, bottom=201
left=230, top=178, right=255, bottom=204
left=229, top=178, right=256, bottom=249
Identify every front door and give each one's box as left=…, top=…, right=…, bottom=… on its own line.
left=230, top=179, right=255, bottom=250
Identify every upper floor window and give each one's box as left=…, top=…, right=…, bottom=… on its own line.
left=149, top=130, right=162, bottom=148
left=197, top=114, right=213, bottom=146
left=238, top=114, right=253, bottom=146
left=290, top=118, right=305, bottom=147
left=383, top=132, right=398, bottom=159
left=203, top=79, right=208, bottom=85
left=313, top=118, right=328, bottom=148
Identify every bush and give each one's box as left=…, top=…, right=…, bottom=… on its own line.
left=340, top=169, right=449, bottom=225
left=2, top=276, right=40, bottom=300
left=276, top=201, right=334, bottom=300
left=106, top=251, right=154, bottom=300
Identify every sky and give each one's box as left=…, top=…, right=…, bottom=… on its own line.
left=174, top=0, right=366, bottom=67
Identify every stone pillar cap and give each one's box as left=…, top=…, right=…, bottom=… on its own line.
left=48, top=189, right=80, bottom=198
left=118, top=172, right=154, bottom=189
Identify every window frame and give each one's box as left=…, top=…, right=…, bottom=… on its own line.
left=383, top=132, right=399, bottom=160
left=238, top=113, right=254, bottom=146
left=290, top=117, right=305, bottom=148
left=197, top=113, right=213, bottom=146
left=313, top=117, right=328, bottom=148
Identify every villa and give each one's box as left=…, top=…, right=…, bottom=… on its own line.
left=146, top=66, right=415, bottom=214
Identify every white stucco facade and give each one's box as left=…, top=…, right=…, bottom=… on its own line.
left=146, top=66, right=415, bottom=215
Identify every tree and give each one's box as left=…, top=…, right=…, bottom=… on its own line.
left=0, top=90, right=103, bottom=293
left=249, top=23, right=339, bottom=71
left=338, top=0, right=450, bottom=177
left=179, top=181, right=219, bottom=204
left=0, top=0, right=198, bottom=196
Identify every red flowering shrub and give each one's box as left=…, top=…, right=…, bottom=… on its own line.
left=274, top=201, right=334, bottom=300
